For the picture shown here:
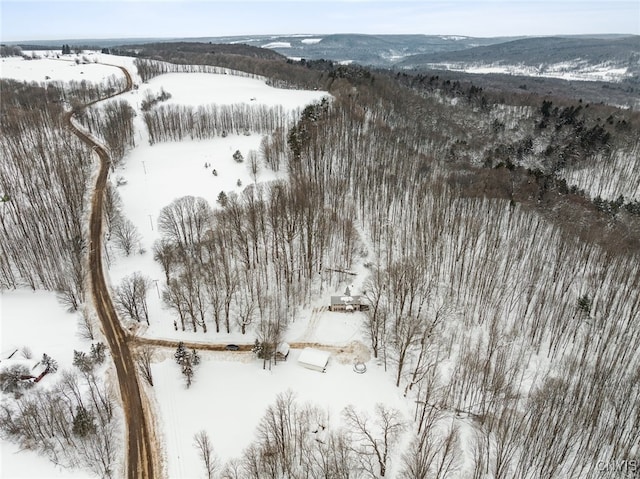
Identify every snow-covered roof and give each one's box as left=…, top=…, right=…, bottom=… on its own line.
left=297, top=348, right=330, bottom=368
left=277, top=343, right=290, bottom=356
left=330, top=295, right=362, bottom=305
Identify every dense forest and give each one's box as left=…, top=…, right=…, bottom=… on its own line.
left=127, top=50, right=640, bottom=477
left=1, top=43, right=639, bottom=478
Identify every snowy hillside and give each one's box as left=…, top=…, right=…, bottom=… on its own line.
left=2, top=45, right=639, bottom=479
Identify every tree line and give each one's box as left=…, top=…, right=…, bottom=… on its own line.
left=0, top=77, right=137, bottom=307
left=143, top=103, right=293, bottom=145
left=134, top=57, right=266, bottom=83
left=0, top=80, right=91, bottom=309
left=3, top=44, right=638, bottom=477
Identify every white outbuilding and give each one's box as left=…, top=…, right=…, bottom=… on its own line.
left=297, top=348, right=331, bottom=373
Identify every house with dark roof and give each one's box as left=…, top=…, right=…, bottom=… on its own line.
left=329, top=287, right=369, bottom=312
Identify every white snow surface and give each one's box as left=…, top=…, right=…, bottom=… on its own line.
left=152, top=347, right=406, bottom=477
left=419, top=61, right=632, bottom=82
left=142, top=71, right=326, bottom=107
left=0, top=51, right=141, bottom=86
left=262, top=41, right=292, bottom=49
left=0, top=290, right=90, bottom=479
left=1, top=54, right=122, bottom=84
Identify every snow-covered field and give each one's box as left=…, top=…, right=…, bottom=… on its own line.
left=262, top=41, right=292, bottom=49
left=1, top=55, right=118, bottom=84
left=418, top=60, right=632, bottom=82
left=3, top=44, right=637, bottom=479
left=153, top=338, right=406, bottom=477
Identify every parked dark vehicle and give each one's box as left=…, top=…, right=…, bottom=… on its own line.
left=225, top=344, right=240, bottom=351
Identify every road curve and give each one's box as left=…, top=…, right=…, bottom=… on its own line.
left=66, top=65, right=159, bottom=479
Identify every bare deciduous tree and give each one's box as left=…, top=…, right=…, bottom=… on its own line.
left=193, top=430, right=218, bottom=479
left=343, top=404, right=405, bottom=477
left=135, top=345, right=154, bottom=386
left=78, top=306, right=97, bottom=341
left=248, top=149, right=260, bottom=183
left=114, top=272, right=150, bottom=324
left=111, top=218, right=140, bottom=256
left=158, top=196, right=212, bottom=253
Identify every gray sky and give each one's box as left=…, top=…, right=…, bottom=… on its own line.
left=2, top=1, right=639, bottom=42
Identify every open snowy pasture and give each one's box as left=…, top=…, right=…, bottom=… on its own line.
left=113, top=135, right=266, bottom=244
left=0, top=290, right=86, bottom=383
left=0, top=290, right=89, bottom=478
left=151, top=348, right=408, bottom=477
left=0, top=52, right=125, bottom=84
left=143, top=71, right=327, bottom=107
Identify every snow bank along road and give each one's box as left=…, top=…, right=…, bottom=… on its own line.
left=65, top=65, right=159, bottom=479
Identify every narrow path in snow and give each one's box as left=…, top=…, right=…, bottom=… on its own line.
left=299, top=306, right=327, bottom=342
left=65, top=64, right=160, bottom=479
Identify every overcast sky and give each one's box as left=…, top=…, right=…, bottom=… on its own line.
left=2, top=1, right=638, bottom=42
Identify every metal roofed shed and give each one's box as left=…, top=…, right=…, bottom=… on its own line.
left=297, top=348, right=331, bottom=373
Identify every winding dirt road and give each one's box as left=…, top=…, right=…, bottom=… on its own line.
left=66, top=65, right=159, bottom=479
left=66, top=63, right=362, bottom=478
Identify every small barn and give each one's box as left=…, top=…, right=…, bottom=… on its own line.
left=297, top=348, right=330, bottom=373
left=329, top=286, right=369, bottom=312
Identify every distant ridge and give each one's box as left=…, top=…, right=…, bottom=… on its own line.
left=397, top=35, right=640, bottom=70
left=10, top=34, right=638, bottom=76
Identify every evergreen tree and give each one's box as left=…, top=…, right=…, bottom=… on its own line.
left=0, top=364, right=34, bottom=395
left=190, top=349, right=201, bottom=366
left=577, top=295, right=592, bottom=315
left=252, top=339, right=263, bottom=357
left=216, top=191, right=228, bottom=208
left=183, top=361, right=194, bottom=388
left=73, top=350, right=94, bottom=373
left=178, top=348, right=200, bottom=388
left=90, top=342, right=106, bottom=364
left=174, top=342, right=187, bottom=365
left=72, top=405, right=96, bottom=437
left=41, top=353, right=58, bottom=373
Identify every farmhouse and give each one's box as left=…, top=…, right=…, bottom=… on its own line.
left=297, top=348, right=331, bottom=373
left=329, top=286, right=369, bottom=312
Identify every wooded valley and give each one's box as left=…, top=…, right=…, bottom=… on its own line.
left=1, top=45, right=639, bottom=478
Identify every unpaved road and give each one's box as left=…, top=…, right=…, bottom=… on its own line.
left=66, top=65, right=159, bottom=479
left=135, top=335, right=368, bottom=359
